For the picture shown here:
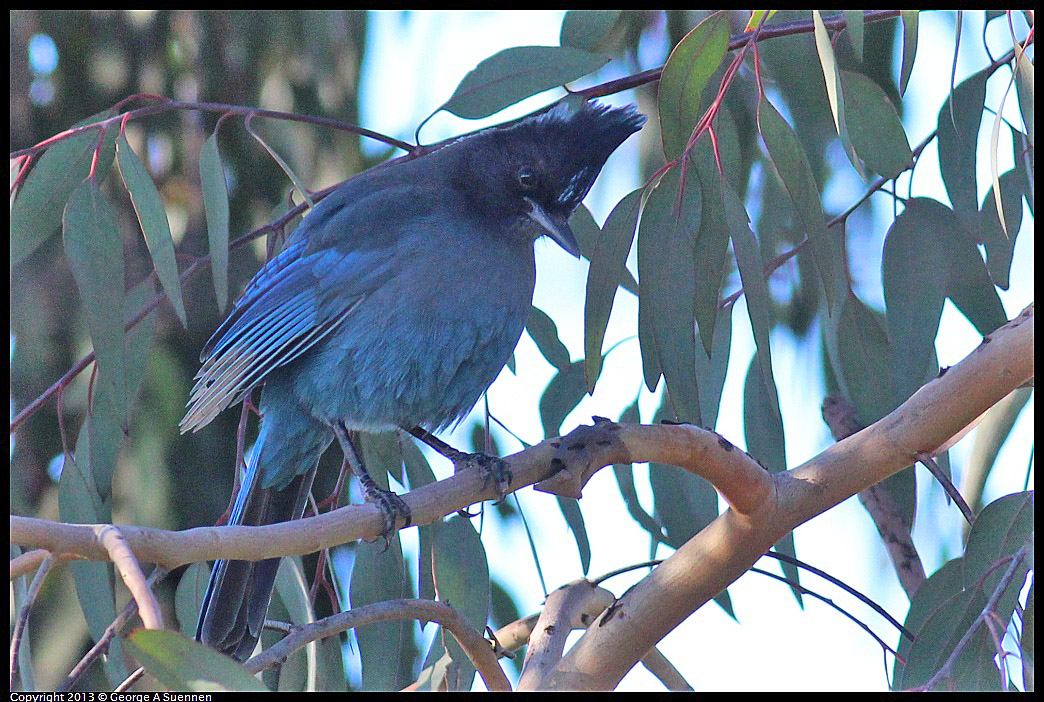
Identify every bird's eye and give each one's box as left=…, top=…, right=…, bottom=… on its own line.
left=517, top=167, right=537, bottom=190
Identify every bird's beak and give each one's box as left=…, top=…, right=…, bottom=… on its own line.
left=525, top=197, right=581, bottom=258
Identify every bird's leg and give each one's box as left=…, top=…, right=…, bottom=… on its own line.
left=406, top=426, right=512, bottom=501
left=333, top=424, right=411, bottom=548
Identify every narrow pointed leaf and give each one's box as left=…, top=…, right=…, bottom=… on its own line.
left=937, top=69, right=988, bottom=232
left=965, top=389, right=1032, bottom=515
left=693, top=301, right=731, bottom=431
left=539, top=360, right=587, bottom=439
left=844, top=11, right=864, bottom=62
left=125, top=629, right=269, bottom=692
left=584, top=188, right=642, bottom=391
left=658, top=11, right=730, bottom=158
left=527, top=305, right=571, bottom=371
left=557, top=496, right=592, bottom=575
left=63, top=180, right=127, bottom=417
left=813, top=11, right=842, bottom=134
left=560, top=10, right=621, bottom=51
left=199, top=133, right=230, bottom=312
left=116, top=134, right=187, bottom=326
left=691, top=140, right=731, bottom=355
left=637, top=167, right=701, bottom=422
left=12, top=109, right=118, bottom=269
left=882, top=199, right=949, bottom=405
left=351, top=540, right=410, bottom=691
left=979, top=169, right=1026, bottom=290
left=442, top=46, right=609, bottom=119
left=840, top=69, right=913, bottom=179
left=724, top=180, right=779, bottom=422
left=1015, top=48, right=1034, bottom=147
left=758, top=97, right=843, bottom=313
left=431, top=515, right=490, bottom=690
left=899, top=11, right=919, bottom=97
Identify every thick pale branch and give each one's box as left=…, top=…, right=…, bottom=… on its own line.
left=96, top=526, right=163, bottom=630
left=517, top=580, right=616, bottom=691
left=543, top=304, right=1033, bottom=690
left=11, top=417, right=771, bottom=568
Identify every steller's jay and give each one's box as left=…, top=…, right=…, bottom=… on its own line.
left=180, top=100, right=645, bottom=660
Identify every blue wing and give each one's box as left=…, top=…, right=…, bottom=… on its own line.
left=179, top=186, right=410, bottom=433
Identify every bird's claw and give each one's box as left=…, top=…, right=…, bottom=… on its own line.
left=455, top=452, right=513, bottom=503
left=361, top=483, right=411, bottom=551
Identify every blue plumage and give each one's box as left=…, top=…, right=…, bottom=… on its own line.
left=183, top=100, right=645, bottom=660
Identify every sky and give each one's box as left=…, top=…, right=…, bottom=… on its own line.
left=348, top=10, right=1034, bottom=692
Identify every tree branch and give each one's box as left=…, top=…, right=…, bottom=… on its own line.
left=542, top=304, right=1033, bottom=690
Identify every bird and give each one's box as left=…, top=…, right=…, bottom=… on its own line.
left=180, top=99, right=646, bottom=661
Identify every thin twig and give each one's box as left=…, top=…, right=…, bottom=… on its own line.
left=10, top=553, right=57, bottom=690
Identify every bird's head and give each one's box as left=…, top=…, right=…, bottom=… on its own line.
left=451, top=101, right=646, bottom=256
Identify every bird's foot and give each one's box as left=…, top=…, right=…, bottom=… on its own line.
left=453, top=452, right=513, bottom=503
left=357, top=471, right=411, bottom=550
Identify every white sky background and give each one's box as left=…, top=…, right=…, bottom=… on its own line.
left=352, top=10, right=1034, bottom=692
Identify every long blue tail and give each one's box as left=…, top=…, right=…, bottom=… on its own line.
left=195, top=422, right=318, bottom=661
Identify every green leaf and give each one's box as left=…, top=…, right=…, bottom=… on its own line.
left=649, top=399, right=733, bottom=618
left=432, top=516, right=490, bottom=691
left=539, top=360, right=587, bottom=439
left=63, top=180, right=127, bottom=424
left=724, top=179, right=779, bottom=423
left=249, top=128, right=315, bottom=209
left=584, top=189, right=643, bottom=391
left=273, top=557, right=316, bottom=641
left=1015, top=47, right=1034, bottom=148
left=824, top=292, right=917, bottom=525
left=441, top=46, right=609, bottom=119
left=980, top=170, right=1026, bottom=290
left=840, top=69, right=913, bottom=179
left=964, top=388, right=1032, bottom=516
left=944, top=225, right=1007, bottom=339
left=825, top=293, right=893, bottom=427
left=125, top=629, right=269, bottom=692
left=757, top=96, right=843, bottom=313
left=350, top=540, right=410, bottom=691
left=560, top=10, right=621, bottom=51
left=637, top=167, right=702, bottom=422
left=657, top=11, right=730, bottom=158
left=744, top=10, right=777, bottom=32
left=742, top=357, right=785, bottom=473
left=963, top=492, right=1033, bottom=597
left=611, top=399, right=663, bottom=539
left=1023, top=578, right=1035, bottom=692
left=199, top=132, right=230, bottom=313
left=571, top=204, right=638, bottom=296
left=893, top=558, right=959, bottom=689
left=896, top=558, right=1005, bottom=691
left=810, top=14, right=865, bottom=178
left=527, top=305, right=571, bottom=371
left=691, top=141, right=730, bottom=355
left=937, top=68, right=988, bottom=232
left=651, top=461, right=721, bottom=549
left=175, top=563, right=211, bottom=638
left=60, top=423, right=118, bottom=661
left=116, top=133, right=188, bottom=326
left=844, top=10, right=864, bottom=62
left=899, top=11, right=919, bottom=97
left=812, top=11, right=842, bottom=134
left=882, top=199, right=950, bottom=405
left=693, top=299, right=731, bottom=431
left=557, top=496, right=592, bottom=575
left=742, top=354, right=802, bottom=605
left=360, top=430, right=405, bottom=488
left=11, top=109, right=118, bottom=270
